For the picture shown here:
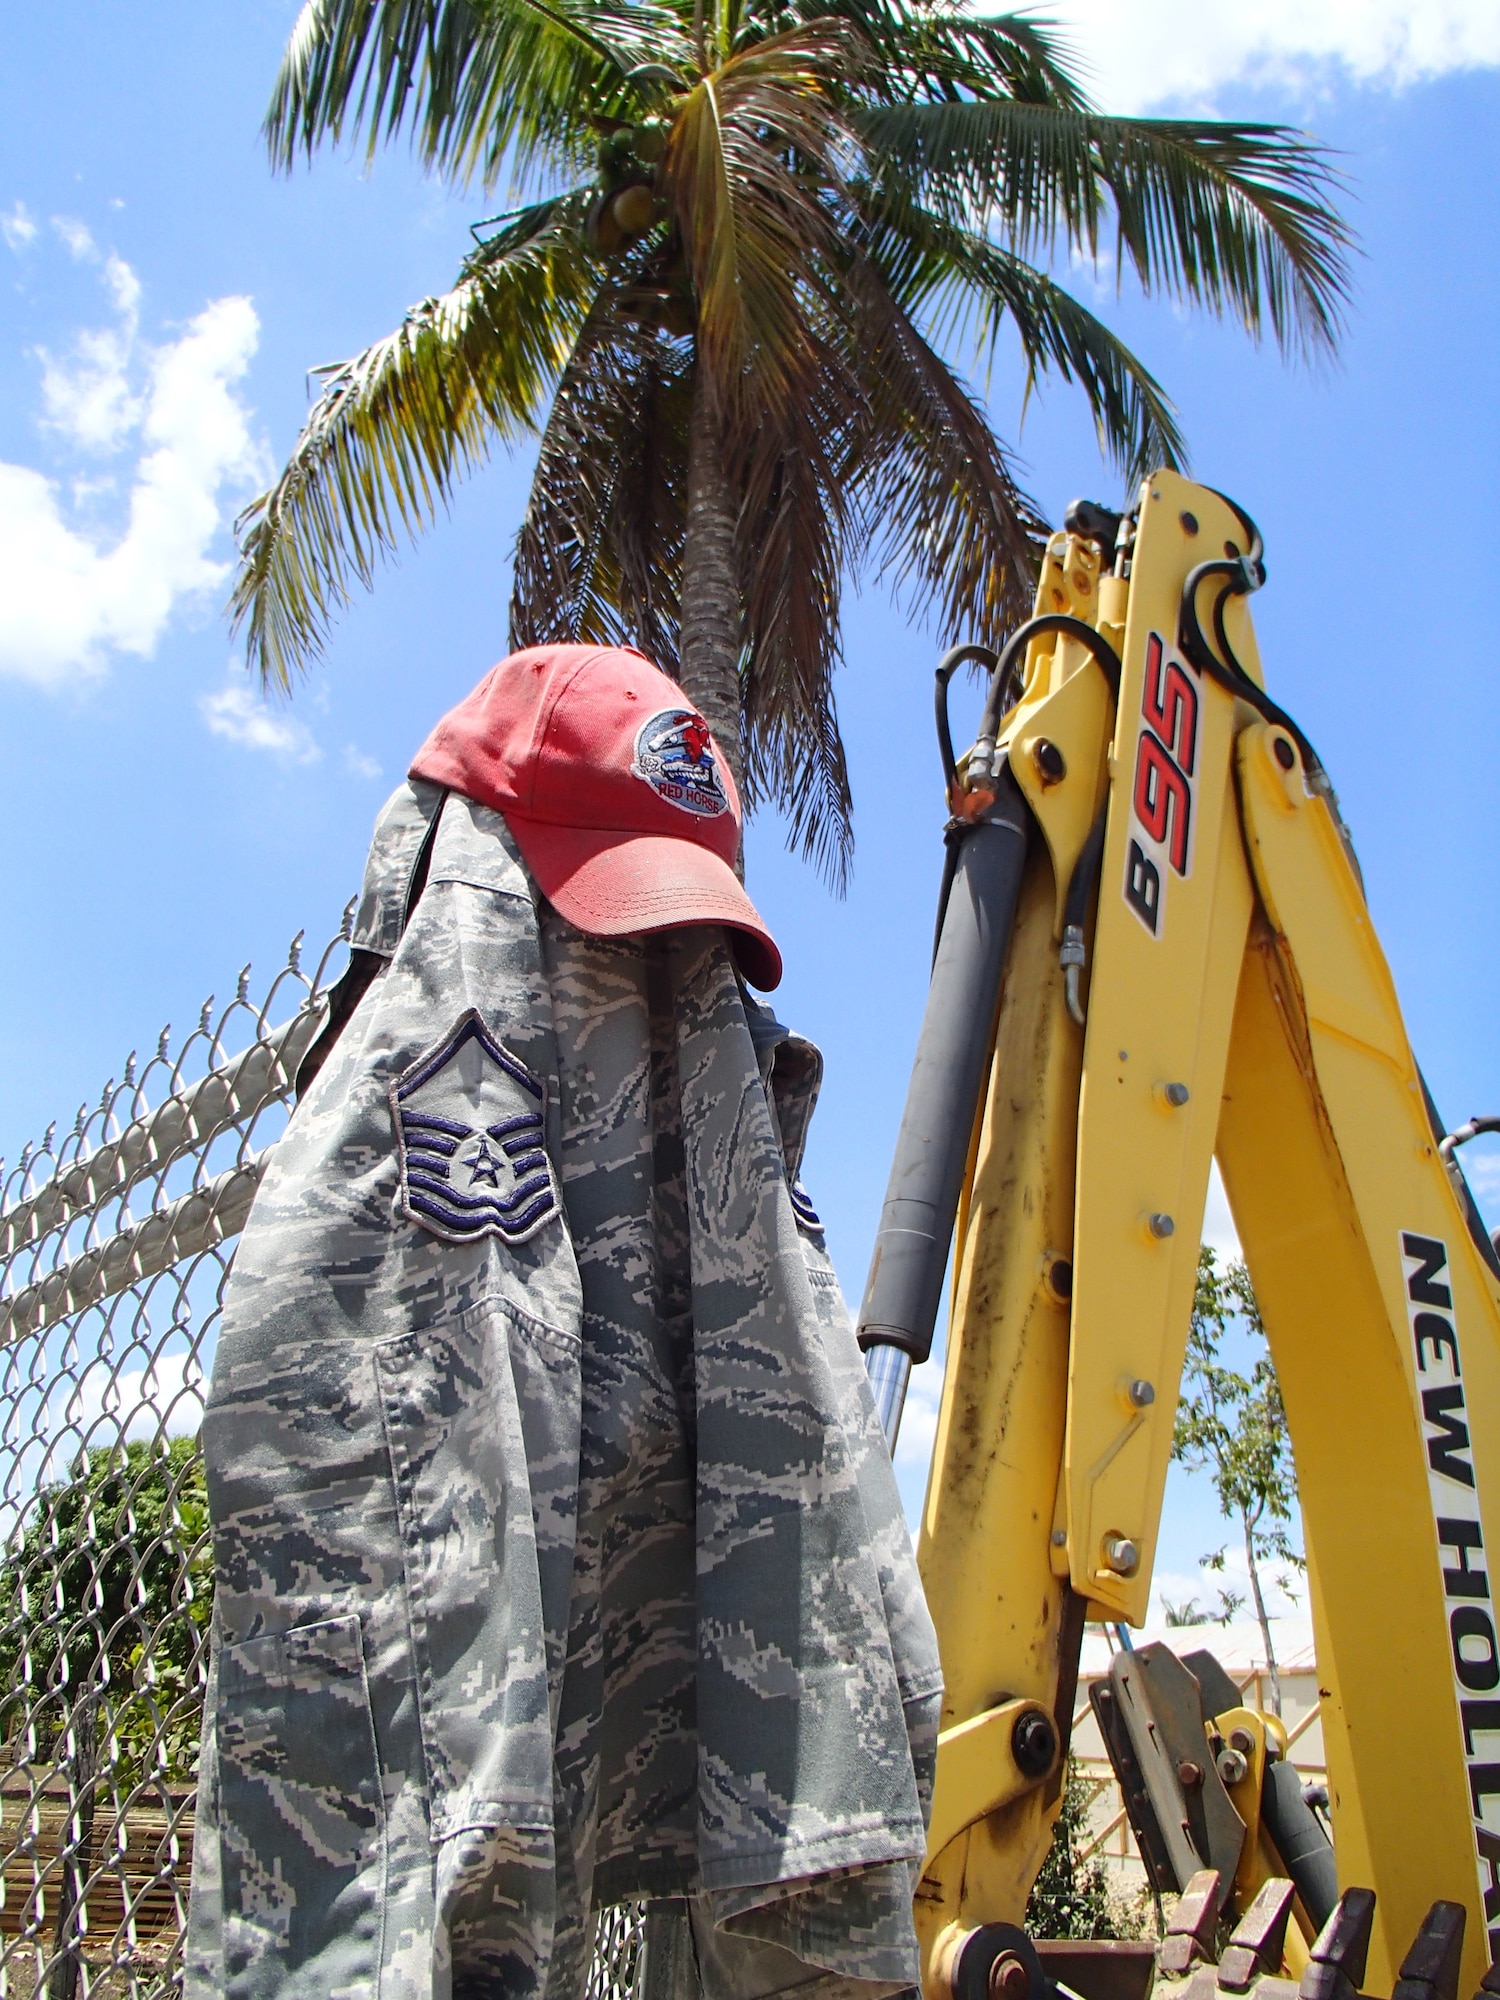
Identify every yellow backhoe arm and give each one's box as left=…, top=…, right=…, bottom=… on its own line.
left=866, top=475, right=1500, bottom=1999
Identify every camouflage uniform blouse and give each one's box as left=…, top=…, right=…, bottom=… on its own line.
left=185, top=781, right=941, bottom=2000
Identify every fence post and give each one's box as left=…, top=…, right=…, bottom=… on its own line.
left=49, top=1690, right=97, bottom=2000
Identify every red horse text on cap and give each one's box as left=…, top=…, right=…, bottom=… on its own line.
left=631, top=708, right=729, bottom=819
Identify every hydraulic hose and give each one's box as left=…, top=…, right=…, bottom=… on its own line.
left=1429, top=1086, right=1500, bottom=1281
left=1178, top=503, right=1309, bottom=758
left=933, top=644, right=1000, bottom=965
left=972, top=617, right=1120, bottom=1031
left=934, top=621, right=1120, bottom=977
left=935, top=643, right=1001, bottom=802
left=1261, top=1757, right=1337, bottom=1928
left=1059, top=807, right=1108, bottom=1026
left=1440, top=1113, right=1500, bottom=1161
left=1177, top=489, right=1361, bottom=881
left=966, top=616, right=1122, bottom=795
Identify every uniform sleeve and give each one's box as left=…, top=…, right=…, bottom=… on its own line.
left=189, top=794, right=584, bottom=2000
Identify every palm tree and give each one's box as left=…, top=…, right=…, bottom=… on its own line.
left=234, top=0, right=1350, bottom=883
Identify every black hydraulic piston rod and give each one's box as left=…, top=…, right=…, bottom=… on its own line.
left=858, top=612, right=1122, bottom=1447
left=858, top=738, right=1030, bottom=1446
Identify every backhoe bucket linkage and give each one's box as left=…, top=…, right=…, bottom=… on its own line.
left=1153, top=1871, right=1478, bottom=2000
left=934, top=1879, right=1478, bottom=2000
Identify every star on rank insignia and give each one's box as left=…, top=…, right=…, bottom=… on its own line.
left=389, top=1009, right=560, bottom=1246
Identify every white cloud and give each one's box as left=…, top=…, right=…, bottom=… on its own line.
left=0, top=252, right=265, bottom=686
left=2, top=201, right=36, bottom=252
left=1150, top=1566, right=1235, bottom=1624
left=344, top=744, right=383, bottom=780
left=1052, top=0, right=1500, bottom=112
left=103, top=252, right=141, bottom=316
left=1149, top=1544, right=1307, bottom=1626
left=201, top=677, right=321, bottom=763
left=39, top=254, right=144, bottom=453
left=51, top=1349, right=206, bottom=1448
left=52, top=214, right=96, bottom=261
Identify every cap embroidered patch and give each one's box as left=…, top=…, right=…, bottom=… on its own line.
left=631, top=708, right=729, bottom=818
left=390, top=1010, right=559, bottom=1245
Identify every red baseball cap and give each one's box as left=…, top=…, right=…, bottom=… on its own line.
left=409, top=645, right=782, bottom=990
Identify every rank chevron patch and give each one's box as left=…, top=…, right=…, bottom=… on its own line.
left=390, top=1010, right=560, bottom=1246
left=790, top=1180, right=823, bottom=1237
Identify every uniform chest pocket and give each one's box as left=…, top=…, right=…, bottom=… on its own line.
left=376, top=1296, right=582, bottom=1844
left=214, top=1613, right=386, bottom=1997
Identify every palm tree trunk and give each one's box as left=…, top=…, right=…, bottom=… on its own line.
left=678, top=363, right=744, bottom=802
left=1244, top=1513, right=1282, bottom=1717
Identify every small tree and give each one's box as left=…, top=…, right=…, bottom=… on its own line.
left=0, top=1437, right=212, bottom=1788
left=1026, top=1758, right=1115, bottom=1939
left=1173, top=1249, right=1302, bottom=1715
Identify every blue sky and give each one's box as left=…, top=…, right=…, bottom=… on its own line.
left=2, top=1, right=1498, bottom=1621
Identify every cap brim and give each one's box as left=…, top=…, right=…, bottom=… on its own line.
left=507, top=819, right=783, bottom=991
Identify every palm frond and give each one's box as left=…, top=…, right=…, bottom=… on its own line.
left=248, top=0, right=1357, bottom=891
left=957, top=241, right=1184, bottom=480
left=510, top=283, right=690, bottom=665
left=858, top=100, right=1352, bottom=353
left=842, top=254, right=1045, bottom=651
left=774, top=1, right=1084, bottom=107
left=864, top=205, right=1183, bottom=480
left=1095, top=116, right=1352, bottom=353
left=609, top=332, right=692, bottom=669
left=233, top=193, right=598, bottom=688
left=267, top=0, right=693, bottom=187
left=932, top=13, right=1088, bottom=108
left=738, top=337, right=858, bottom=887
left=667, top=22, right=852, bottom=426
left=883, top=7, right=1088, bottom=108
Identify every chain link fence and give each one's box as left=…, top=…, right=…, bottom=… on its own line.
left=0, top=914, right=644, bottom=1999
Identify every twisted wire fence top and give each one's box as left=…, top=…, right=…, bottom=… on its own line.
left=0, top=910, right=648, bottom=2000
left=0, top=918, right=355, bottom=1344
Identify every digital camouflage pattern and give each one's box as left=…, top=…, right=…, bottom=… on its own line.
left=186, top=782, right=940, bottom=2000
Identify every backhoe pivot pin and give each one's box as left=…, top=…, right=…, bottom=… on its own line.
left=1033, top=738, right=1066, bottom=785
left=1217, top=1745, right=1249, bottom=1786
left=989, top=1955, right=1028, bottom=2000
left=1010, top=1707, right=1059, bottom=1779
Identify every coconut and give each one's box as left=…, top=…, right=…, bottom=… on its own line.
left=611, top=183, right=657, bottom=236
